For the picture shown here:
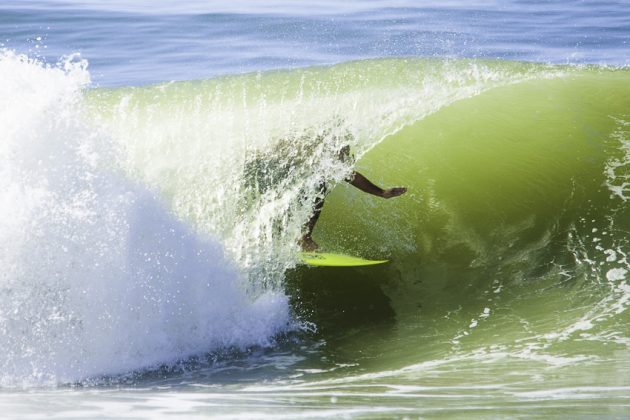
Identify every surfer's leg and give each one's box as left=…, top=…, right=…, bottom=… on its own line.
left=300, top=195, right=324, bottom=251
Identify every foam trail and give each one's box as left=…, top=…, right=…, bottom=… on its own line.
left=0, top=51, right=290, bottom=386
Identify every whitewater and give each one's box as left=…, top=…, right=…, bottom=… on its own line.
left=1, top=0, right=630, bottom=418
left=0, top=51, right=290, bottom=386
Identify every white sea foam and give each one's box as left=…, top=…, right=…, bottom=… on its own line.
left=0, top=51, right=290, bottom=386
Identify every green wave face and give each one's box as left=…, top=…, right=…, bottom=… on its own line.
left=90, top=60, right=630, bottom=390
left=314, top=69, right=630, bottom=372
left=321, top=70, right=630, bottom=270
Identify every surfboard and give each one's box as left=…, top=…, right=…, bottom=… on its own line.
left=299, top=252, right=388, bottom=267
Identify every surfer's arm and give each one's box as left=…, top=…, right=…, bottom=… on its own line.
left=347, top=171, right=407, bottom=199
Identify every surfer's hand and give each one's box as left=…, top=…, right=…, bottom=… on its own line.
left=382, top=187, right=407, bottom=199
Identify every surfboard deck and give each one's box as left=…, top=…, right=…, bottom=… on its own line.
left=299, top=252, right=388, bottom=267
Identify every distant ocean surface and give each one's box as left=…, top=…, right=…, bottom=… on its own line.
left=3, top=0, right=629, bottom=86
left=1, top=1, right=630, bottom=418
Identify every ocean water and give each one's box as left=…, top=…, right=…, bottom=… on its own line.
left=1, top=1, right=630, bottom=418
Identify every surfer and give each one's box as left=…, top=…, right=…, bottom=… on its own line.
left=300, top=145, right=407, bottom=251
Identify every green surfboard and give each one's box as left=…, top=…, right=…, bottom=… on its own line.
left=299, top=252, right=388, bottom=267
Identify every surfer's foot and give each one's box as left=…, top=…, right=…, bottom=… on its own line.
left=299, top=235, right=319, bottom=251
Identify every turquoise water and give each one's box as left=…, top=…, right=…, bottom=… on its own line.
left=1, top=1, right=630, bottom=418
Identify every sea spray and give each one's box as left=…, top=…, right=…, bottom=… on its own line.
left=90, top=58, right=560, bottom=291
left=0, top=51, right=290, bottom=386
